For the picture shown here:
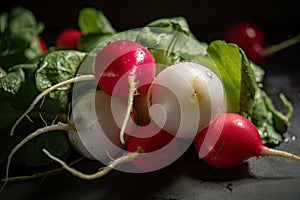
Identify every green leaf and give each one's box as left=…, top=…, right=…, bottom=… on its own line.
left=77, top=33, right=113, bottom=52
left=78, top=7, right=116, bottom=35
left=146, top=16, right=193, bottom=36
left=0, top=66, right=25, bottom=94
left=239, top=49, right=257, bottom=115
left=0, top=124, right=71, bottom=166
left=35, top=50, right=86, bottom=109
left=207, top=40, right=242, bottom=113
left=0, top=6, right=44, bottom=70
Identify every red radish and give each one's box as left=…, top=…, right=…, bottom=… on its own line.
left=38, top=36, right=47, bottom=53
left=223, top=23, right=265, bottom=63
left=223, top=22, right=300, bottom=63
left=194, top=113, right=300, bottom=168
left=93, top=40, right=156, bottom=143
left=93, top=40, right=156, bottom=99
left=127, top=122, right=179, bottom=171
left=55, top=29, right=82, bottom=50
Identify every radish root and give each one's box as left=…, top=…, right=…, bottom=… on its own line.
left=0, top=157, right=84, bottom=183
left=261, top=147, right=300, bottom=162
left=119, top=70, right=138, bottom=144
left=0, top=122, right=70, bottom=192
left=10, top=74, right=95, bottom=136
left=42, top=148, right=142, bottom=180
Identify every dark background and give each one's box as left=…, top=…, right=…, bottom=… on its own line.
left=1, top=0, right=299, bottom=46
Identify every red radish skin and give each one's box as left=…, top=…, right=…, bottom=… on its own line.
left=127, top=122, right=179, bottom=171
left=223, top=22, right=300, bottom=63
left=223, top=23, right=265, bottom=63
left=55, top=29, right=82, bottom=50
left=93, top=40, right=156, bottom=99
left=38, top=36, right=47, bottom=53
left=194, top=113, right=300, bottom=168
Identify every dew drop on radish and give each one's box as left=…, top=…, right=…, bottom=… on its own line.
left=147, top=62, right=225, bottom=138
left=194, top=113, right=300, bottom=168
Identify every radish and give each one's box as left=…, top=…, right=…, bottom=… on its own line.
left=38, top=36, right=47, bottom=53
left=55, top=29, right=82, bottom=50
left=147, top=61, right=226, bottom=138
left=127, top=121, right=180, bottom=171
left=1, top=89, right=139, bottom=191
left=223, top=22, right=300, bottom=63
left=93, top=40, right=156, bottom=99
left=194, top=113, right=300, bottom=168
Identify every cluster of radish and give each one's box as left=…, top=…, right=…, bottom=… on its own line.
left=2, top=39, right=300, bottom=190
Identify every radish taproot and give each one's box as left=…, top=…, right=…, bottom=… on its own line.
left=147, top=61, right=225, bottom=138
left=194, top=113, right=300, bottom=168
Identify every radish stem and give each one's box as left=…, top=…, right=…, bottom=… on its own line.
left=10, top=74, right=95, bottom=136
left=261, top=147, right=300, bottom=162
left=119, top=70, right=138, bottom=144
left=260, top=32, right=300, bottom=58
left=1, top=122, right=69, bottom=192
left=42, top=148, right=142, bottom=180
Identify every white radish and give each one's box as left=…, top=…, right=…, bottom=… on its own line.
left=1, top=89, right=138, bottom=191
left=68, top=89, right=136, bottom=160
left=147, top=62, right=226, bottom=138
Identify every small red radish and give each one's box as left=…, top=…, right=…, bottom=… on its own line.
left=223, top=22, right=265, bottom=63
left=194, top=113, right=300, bottom=168
left=223, top=22, right=300, bottom=63
left=38, top=36, right=47, bottom=53
left=55, top=29, right=82, bottom=50
left=93, top=40, right=156, bottom=99
left=93, top=40, right=156, bottom=143
left=127, top=122, right=179, bottom=171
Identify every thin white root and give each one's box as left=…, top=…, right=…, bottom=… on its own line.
left=119, top=71, right=138, bottom=144
left=0, top=157, right=84, bottom=183
left=0, top=122, right=69, bottom=192
left=10, top=74, right=95, bottom=136
left=42, top=148, right=141, bottom=180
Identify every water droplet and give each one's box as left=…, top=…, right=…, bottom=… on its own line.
left=283, top=134, right=297, bottom=143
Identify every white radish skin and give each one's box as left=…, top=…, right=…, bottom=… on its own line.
left=147, top=62, right=225, bottom=138
left=69, top=89, right=137, bottom=161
